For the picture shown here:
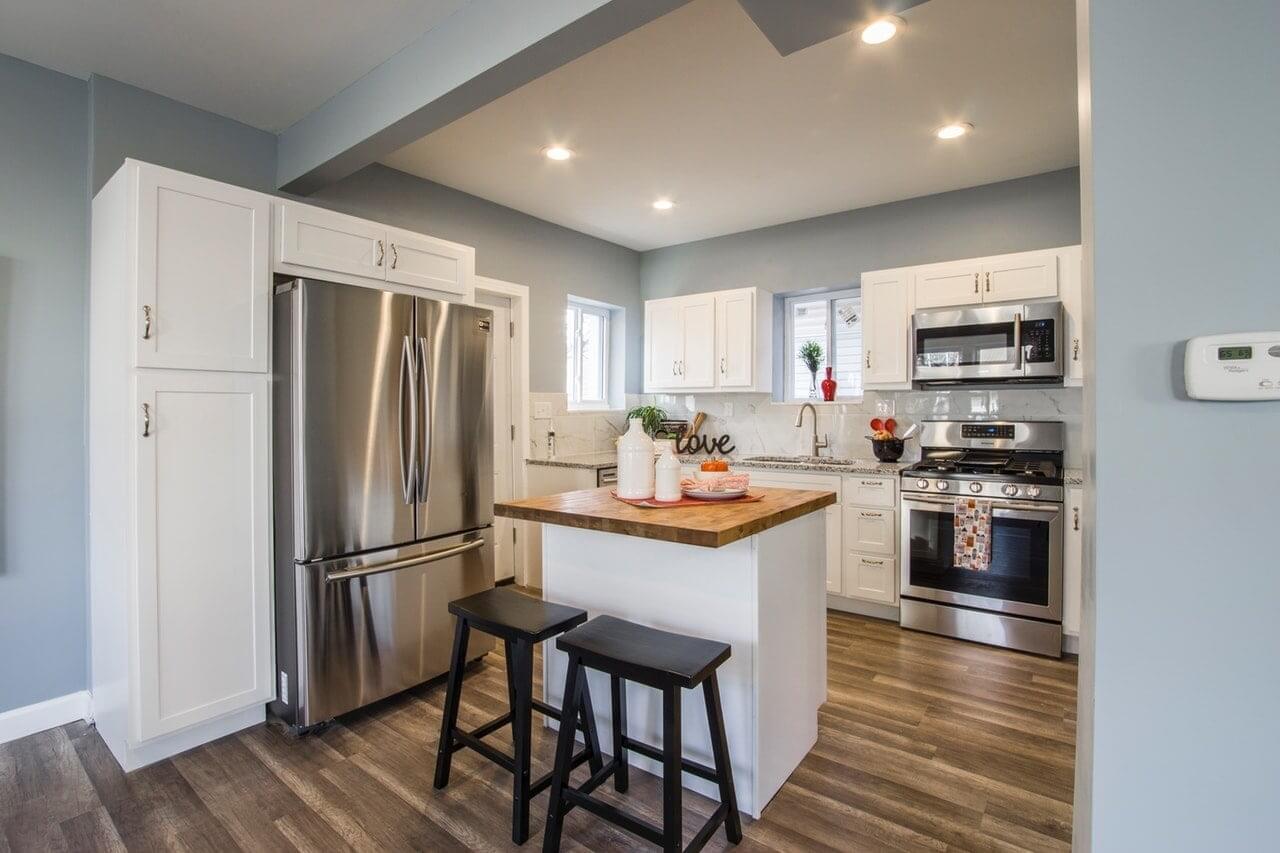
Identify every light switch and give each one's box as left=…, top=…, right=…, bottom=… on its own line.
left=875, top=398, right=895, bottom=417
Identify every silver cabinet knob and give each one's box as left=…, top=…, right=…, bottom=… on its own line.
left=916, top=478, right=930, bottom=489
left=968, top=482, right=983, bottom=494
left=1002, top=484, right=1019, bottom=497
left=1027, top=485, right=1042, bottom=498
left=935, top=480, right=950, bottom=491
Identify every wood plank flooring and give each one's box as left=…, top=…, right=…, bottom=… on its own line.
left=0, top=611, right=1077, bottom=851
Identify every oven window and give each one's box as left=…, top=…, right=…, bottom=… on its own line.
left=916, top=322, right=1015, bottom=368
left=906, top=505, right=1051, bottom=606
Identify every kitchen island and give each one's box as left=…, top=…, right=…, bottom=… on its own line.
left=494, top=485, right=836, bottom=817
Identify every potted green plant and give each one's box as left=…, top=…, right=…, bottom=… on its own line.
left=798, top=341, right=824, bottom=399
left=625, top=404, right=668, bottom=438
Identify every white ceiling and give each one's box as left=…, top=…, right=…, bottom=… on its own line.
left=0, top=0, right=471, bottom=131
left=382, top=0, right=1079, bottom=251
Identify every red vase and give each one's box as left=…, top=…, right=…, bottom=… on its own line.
left=820, top=366, right=837, bottom=401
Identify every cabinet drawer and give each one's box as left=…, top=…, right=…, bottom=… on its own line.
left=844, top=506, right=896, bottom=556
left=843, top=552, right=897, bottom=605
left=844, top=475, right=896, bottom=508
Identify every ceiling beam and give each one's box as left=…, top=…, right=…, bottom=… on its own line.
left=277, top=0, right=689, bottom=194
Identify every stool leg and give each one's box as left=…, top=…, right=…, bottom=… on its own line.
left=610, top=675, right=629, bottom=792
left=661, top=686, right=683, bottom=853
left=503, top=639, right=518, bottom=715
left=510, top=638, right=534, bottom=844
left=703, top=672, right=742, bottom=843
left=541, top=654, right=583, bottom=853
left=433, top=616, right=471, bottom=789
left=576, top=669, right=604, bottom=775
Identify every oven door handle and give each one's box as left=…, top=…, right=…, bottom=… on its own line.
left=903, top=495, right=1061, bottom=513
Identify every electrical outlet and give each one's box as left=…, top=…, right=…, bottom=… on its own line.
left=875, top=398, right=896, bottom=417
left=533, top=401, right=552, bottom=419
left=722, top=402, right=734, bottom=417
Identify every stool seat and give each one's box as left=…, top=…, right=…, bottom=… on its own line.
left=557, top=615, right=731, bottom=689
left=448, top=586, right=587, bottom=643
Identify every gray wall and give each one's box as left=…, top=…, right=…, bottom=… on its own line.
left=311, top=164, right=643, bottom=392
left=0, top=55, right=89, bottom=713
left=1079, top=0, right=1280, bottom=849
left=641, top=168, right=1081, bottom=298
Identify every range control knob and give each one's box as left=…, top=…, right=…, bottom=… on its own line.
left=968, top=482, right=983, bottom=494
left=1026, top=485, right=1042, bottom=498
left=1002, top=484, right=1019, bottom=497
left=916, top=478, right=930, bottom=490
left=935, top=480, right=951, bottom=492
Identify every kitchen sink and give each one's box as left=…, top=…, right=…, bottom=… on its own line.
left=741, top=455, right=868, bottom=467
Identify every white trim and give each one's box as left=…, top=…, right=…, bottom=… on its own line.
left=0, top=691, right=92, bottom=746
left=782, top=287, right=864, bottom=402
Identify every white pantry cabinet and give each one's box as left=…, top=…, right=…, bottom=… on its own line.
left=134, top=165, right=270, bottom=372
left=1063, top=486, right=1083, bottom=638
left=644, top=287, right=773, bottom=392
left=275, top=201, right=476, bottom=301
left=90, top=160, right=275, bottom=771
left=860, top=270, right=911, bottom=389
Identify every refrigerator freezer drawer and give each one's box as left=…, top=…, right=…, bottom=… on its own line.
left=281, top=530, right=494, bottom=728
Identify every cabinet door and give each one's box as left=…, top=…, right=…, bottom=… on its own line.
left=715, top=289, right=755, bottom=388
left=845, top=506, right=896, bottom=556
left=135, top=167, right=270, bottom=372
left=645, top=300, right=683, bottom=390
left=1063, top=486, right=1083, bottom=637
left=1059, top=246, right=1084, bottom=385
left=679, top=295, right=717, bottom=387
left=747, top=470, right=842, bottom=594
left=844, top=553, right=897, bottom=605
left=844, top=475, right=896, bottom=509
left=982, top=250, right=1059, bottom=303
left=278, top=202, right=386, bottom=279
left=861, top=272, right=910, bottom=386
left=913, top=261, right=982, bottom=309
left=385, top=227, right=475, bottom=298
left=135, top=372, right=273, bottom=741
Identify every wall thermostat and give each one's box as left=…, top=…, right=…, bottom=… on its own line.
left=1184, top=332, right=1280, bottom=400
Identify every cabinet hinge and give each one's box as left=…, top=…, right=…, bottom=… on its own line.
left=509, top=321, right=515, bottom=338
left=512, top=527, right=517, bottom=544
left=510, top=424, right=515, bottom=441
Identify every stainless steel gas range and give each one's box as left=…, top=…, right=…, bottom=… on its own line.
left=898, top=421, right=1065, bottom=657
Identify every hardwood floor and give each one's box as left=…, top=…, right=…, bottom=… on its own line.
left=0, top=612, right=1077, bottom=852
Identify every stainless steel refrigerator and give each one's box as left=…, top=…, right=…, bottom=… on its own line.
left=270, top=278, right=494, bottom=731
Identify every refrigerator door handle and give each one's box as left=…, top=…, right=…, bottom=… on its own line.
left=324, top=538, right=485, bottom=583
left=416, top=335, right=432, bottom=503
left=399, top=335, right=418, bottom=504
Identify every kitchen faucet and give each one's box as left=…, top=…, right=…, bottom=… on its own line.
left=794, top=403, right=829, bottom=458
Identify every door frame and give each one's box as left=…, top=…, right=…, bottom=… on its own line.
left=474, top=276, right=530, bottom=584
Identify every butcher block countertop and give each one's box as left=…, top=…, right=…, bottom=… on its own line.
left=494, top=486, right=836, bottom=548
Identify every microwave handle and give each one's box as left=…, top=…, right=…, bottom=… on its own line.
left=1013, top=312, right=1023, bottom=371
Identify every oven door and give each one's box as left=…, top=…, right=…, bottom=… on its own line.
left=900, top=494, right=1063, bottom=621
left=912, top=303, right=1062, bottom=384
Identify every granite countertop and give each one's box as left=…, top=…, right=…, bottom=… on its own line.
left=494, top=486, right=836, bottom=548
left=526, top=452, right=911, bottom=476
left=525, top=452, right=618, bottom=471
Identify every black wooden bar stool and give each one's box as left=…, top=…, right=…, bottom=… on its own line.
left=434, top=587, right=603, bottom=844
left=542, top=615, right=742, bottom=853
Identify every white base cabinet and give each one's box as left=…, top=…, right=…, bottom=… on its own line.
left=840, top=475, right=899, bottom=605
left=1063, top=486, right=1083, bottom=638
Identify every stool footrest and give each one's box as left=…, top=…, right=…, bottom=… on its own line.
left=562, top=788, right=664, bottom=847
left=620, top=735, right=720, bottom=784
left=468, top=711, right=511, bottom=741
left=451, top=730, right=515, bottom=773
left=530, top=748, right=595, bottom=797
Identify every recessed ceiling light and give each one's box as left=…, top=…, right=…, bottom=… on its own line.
left=652, top=198, right=675, bottom=211
left=544, top=146, right=573, bottom=161
left=935, top=122, right=973, bottom=140
left=860, top=16, right=904, bottom=45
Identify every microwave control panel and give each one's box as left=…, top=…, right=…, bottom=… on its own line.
left=1185, top=332, right=1280, bottom=400
left=1022, top=319, right=1057, bottom=363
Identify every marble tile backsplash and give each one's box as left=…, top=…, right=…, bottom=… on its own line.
left=529, top=388, right=1083, bottom=466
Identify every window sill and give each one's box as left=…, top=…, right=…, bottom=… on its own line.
left=566, top=404, right=625, bottom=414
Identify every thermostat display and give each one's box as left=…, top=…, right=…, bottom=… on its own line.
left=1185, top=333, right=1280, bottom=400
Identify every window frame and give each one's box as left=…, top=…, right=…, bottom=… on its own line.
left=782, top=287, right=863, bottom=403
left=565, top=299, right=611, bottom=410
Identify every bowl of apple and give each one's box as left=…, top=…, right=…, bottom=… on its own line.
left=867, top=418, right=905, bottom=462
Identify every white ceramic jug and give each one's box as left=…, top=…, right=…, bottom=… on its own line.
left=616, top=418, right=655, bottom=499
left=654, top=446, right=683, bottom=502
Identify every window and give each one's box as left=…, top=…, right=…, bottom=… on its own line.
left=565, top=299, right=610, bottom=407
left=783, top=288, right=863, bottom=400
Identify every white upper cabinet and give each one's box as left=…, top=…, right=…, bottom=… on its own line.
left=644, top=287, right=772, bottom=392
left=913, top=260, right=983, bottom=309
left=861, top=270, right=911, bottom=388
left=135, top=165, right=270, bottom=372
left=982, top=250, right=1059, bottom=303
left=385, top=226, right=475, bottom=296
left=1059, top=245, right=1084, bottom=385
left=276, top=201, right=475, bottom=301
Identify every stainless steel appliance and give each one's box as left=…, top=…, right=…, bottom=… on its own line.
left=899, top=421, right=1064, bottom=657
left=596, top=466, right=618, bottom=488
left=912, top=301, right=1064, bottom=385
left=271, top=278, right=495, bottom=730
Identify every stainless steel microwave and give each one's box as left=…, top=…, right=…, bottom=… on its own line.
left=912, top=302, right=1064, bottom=385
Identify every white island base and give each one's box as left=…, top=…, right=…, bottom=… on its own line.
left=540, top=511, right=826, bottom=818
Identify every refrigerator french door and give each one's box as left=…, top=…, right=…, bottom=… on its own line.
left=271, top=279, right=494, bottom=730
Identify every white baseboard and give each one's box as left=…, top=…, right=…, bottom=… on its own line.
left=0, top=691, right=92, bottom=746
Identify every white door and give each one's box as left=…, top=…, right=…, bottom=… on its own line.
left=982, top=250, right=1059, bottom=303
left=716, top=289, right=755, bottom=388
left=861, top=273, right=910, bottom=387
left=679, top=294, right=717, bottom=387
left=479, top=293, right=517, bottom=582
left=645, top=300, right=683, bottom=390
left=277, top=202, right=386, bottom=279
left=1063, top=487, right=1083, bottom=637
left=913, top=260, right=982, bottom=309
left=1059, top=246, right=1084, bottom=385
left=134, top=371, right=273, bottom=741
left=845, top=554, right=897, bottom=605
left=135, top=166, right=270, bottom=372
left=386, top=226, right=475, bottom=298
